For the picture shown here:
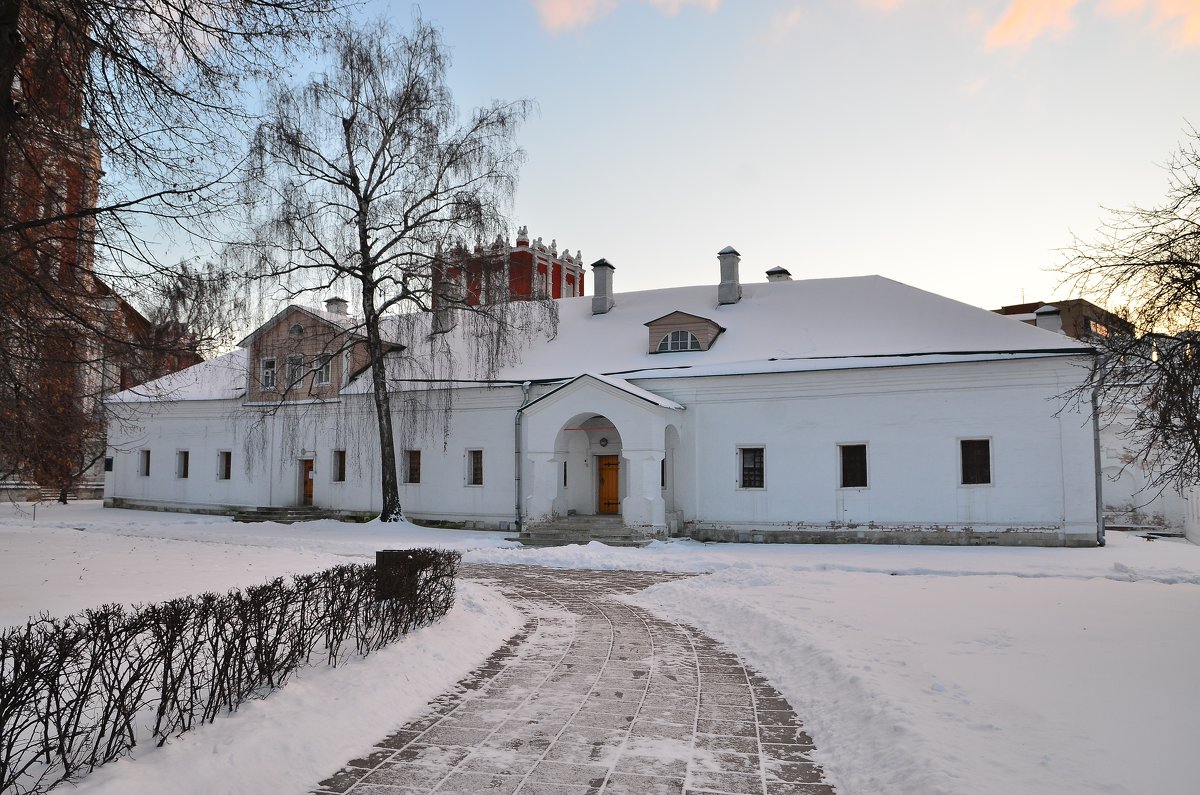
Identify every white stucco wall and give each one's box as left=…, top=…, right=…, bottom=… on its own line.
left=635, top=355, right=1098, bottom=544
left=105, top=354, right=1099, bottom=545
left=1097, top=408, right=1187, bottom=530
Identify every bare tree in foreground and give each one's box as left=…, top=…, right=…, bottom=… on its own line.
left=1064, top=124, right=1200, bottom=492
left=244, top=19, right=553, bottom=522
left=1, top=0, right=337, bottom=492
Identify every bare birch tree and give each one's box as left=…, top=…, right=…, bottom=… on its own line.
left=1064, top=124, right=1200, bottom=491
left=244, top=19, right=546, bottom=522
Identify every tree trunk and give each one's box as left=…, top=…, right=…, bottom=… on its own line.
left=0, top=0, right=26, bottom=219
left=360, top=279, right=403, bottom=522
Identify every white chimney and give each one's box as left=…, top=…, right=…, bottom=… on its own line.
left=765, top=266, right=793, bottom=282
left=1034, top=304, right=1063, bottom=334
left=433, top=275, right=463, bottom=334
left=718, top=246, right=741, bottom=305
left=591, top=259, right=614, bottom=315
left=324, top=297, right=349, bottom=315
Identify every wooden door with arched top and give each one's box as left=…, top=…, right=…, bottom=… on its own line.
left=597, top=455, right=619, bottom=514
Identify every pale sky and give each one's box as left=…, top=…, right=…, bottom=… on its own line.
left=365, top=0, right=1200, bottom=310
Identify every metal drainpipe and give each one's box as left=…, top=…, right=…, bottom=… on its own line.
left=514, top=380, right=532, bottom=531
left=1092, top=354, right=1106, bottom=547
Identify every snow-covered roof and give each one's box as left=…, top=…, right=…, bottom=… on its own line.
left=525, top=373, right=685, bottom=412
left=109, top=349, right=248, bottom=403
left=366, top=275, right=1090, bottom=388
left=112, top=275, right=1094, bottom=403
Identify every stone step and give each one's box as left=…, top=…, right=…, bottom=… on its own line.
left=527, top=526, right=634, bottom=538
left=232, top=506, right=336, bottom=524
left=506, top=533, right=651, bottom=548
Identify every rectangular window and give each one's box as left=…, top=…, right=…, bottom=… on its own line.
left=738, top=447, right=764, bottom=489
left=467, top=449, right=484, bottom=486
left=315, top=354, right=332, bottom=385
left=261, top=358, right=276, bottom=389
left=217, top=450, right=232, bottom=480
left=333, top=449, right=346, bottom=482
left=287, top=355, right=304, bottom=389
left=405, top=450, right=421, bottom=484
left=176, top=450, right=189, bottom=479
left=104, top=456, right=114, bottom=472
left=139, top=449, right=151, bottom=476
left=961, top=439, right=992, bottom=485
left=839, top=444, right=868, bottom=488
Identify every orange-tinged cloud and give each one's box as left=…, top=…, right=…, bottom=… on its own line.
left=534, top=0, right=718, bottom=32
left=985, top=0, right=1080, bottom=49
left=1142, top=0, right=1200, bottom=47
left=848, top=0, right=1200, bottom=50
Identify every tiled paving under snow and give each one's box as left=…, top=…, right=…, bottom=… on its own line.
left=312, top=564, right=834, bottom=795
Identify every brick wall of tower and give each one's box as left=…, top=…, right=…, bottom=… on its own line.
left=436, top=229, right=585, bottom=309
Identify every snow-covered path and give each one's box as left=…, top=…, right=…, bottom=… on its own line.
left=313, top=564, right=833, bottom=795
left=3, top=502, right=1199, bottom=794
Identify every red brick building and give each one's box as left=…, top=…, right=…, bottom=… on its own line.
left=444, top=225, right=587, bottom=306
left=1, top=3, right=200, bottom=499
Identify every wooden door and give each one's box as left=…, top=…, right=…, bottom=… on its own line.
left=301, top=459, right=314, bottom=506
left=597, top=455, right=619, bottom=514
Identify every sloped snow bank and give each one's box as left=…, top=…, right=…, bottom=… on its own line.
left=628, top=562, right=1200, bottom=795
left=68, top=581, right=521, bottom=795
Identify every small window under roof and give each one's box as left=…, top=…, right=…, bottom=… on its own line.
left=644, top=311, right=725, bottom=354
left=657, top=330, right=701, bottom=352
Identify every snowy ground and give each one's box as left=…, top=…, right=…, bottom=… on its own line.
left=2, top=501, right=1199, bottom=795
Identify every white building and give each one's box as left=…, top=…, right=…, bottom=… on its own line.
left=104, top=249, right=1102, bottom=546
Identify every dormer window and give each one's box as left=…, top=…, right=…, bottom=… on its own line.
left=657, top=330, right=701, bottom=352
left=645, top=311, right=725, bottom=354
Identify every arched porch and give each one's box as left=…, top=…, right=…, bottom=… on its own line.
left=520, top=375, right=684, bottom=540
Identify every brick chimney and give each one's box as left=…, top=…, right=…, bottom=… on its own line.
left=765, top=266, right=792, bottom=283
left=324, top=297, right=349, bottom=315
left=591, top=259, right=614, bottom=315
left=718, top=246, right=741, bottom=305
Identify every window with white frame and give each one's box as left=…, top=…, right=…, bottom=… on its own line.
left=315, top=354, right=332, bottom=386
left=217, top=451, right=232, bottom=480
left=332, top=449, right=346, bottom=482
left=960, top=439, right=992, bottom=485
left=287, top=355, right=304, bottom=389
left=176, top=450, right=189, bottom=479
left=738, top=447, right=765, bottom=488
left=261, top=358, right=276, bottom=389
left=657, top=330, right=702, bottom=352
left=466, top=449, right=484, bottom=486
left=139, top=449, right=151, bottom=476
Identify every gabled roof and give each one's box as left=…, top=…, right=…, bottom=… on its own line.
left=237, top=304, right=405, bottom=349
left=643, top=310, right=726, bottom=331
left=522, top=373, right=685, bottom=413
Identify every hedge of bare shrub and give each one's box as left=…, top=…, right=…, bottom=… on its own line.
left=0, top=549, right=459, bottom=795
